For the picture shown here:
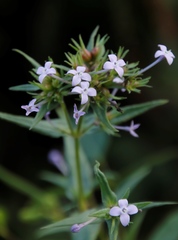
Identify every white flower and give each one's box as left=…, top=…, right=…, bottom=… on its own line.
left=154, top=44, right=175, bottom=65
left=21, top=99, right=39, bottom=116
left=109, top=199, right=138, bottom=227
left=71, top=82, right=97, bottom=105
left=103, top=54, right=126, bottom=77
left=73, top=104, right=86, bottom=124
left=36, top=61, right=56, bottom=83
left=67, top=66, right=91, bottom=86
left=113, top=77, right=125, bottom=84
left=115, top=120, right=140, bottom=137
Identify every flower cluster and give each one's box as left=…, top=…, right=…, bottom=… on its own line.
left=19, top=29, right=174, bottom=133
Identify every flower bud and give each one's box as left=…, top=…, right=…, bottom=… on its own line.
left=71, top=224, right=81, bottom=233
left=82, top=49, right=92, bottom=62
left=91, top=46, right=100, bottom=58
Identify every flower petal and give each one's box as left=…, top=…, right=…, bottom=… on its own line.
left=116, top=67, right=124, bottom=77
left=108, top=54, right=117, bottom=62
left=109, top=206, right=121, bottom=216
left=113, top=77, right=124, bottom=84
left=45, top=61, right=52, bottom=69
left=36, top=66, right=44, bottom=75
left=80, top=81, right=89, bottom=89
left=47, top=68, right=56, bottom=75
left=118, top=199, right=128, bottom=208
left=76, top=66, right=86, bottom=73
left=72, top=75, right=81, bottom=86
left=39, top=73, right=47, bottom=83
left=103, top=61, right=114, bottom=70
left=154, top=50, right=163, bottom=58
left=81, top=93, right=88, bottom=105
left=158, top=44, right=167, bottom=52
left=118, top=59, right=126, bottom=67
left=165, top=55, right=174, bottom=65
left=120, top=213, right=130, bottom=227
left=127, top=205, right=138, bottom=215
left=67, top=69, right=77, bottom=75
left=87, top=88, right=97, bottom=97
left=81, top=73, right=91, bottom=81
left=71, top=86, right=83, bottom=94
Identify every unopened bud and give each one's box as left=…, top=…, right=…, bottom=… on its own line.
left=71, top=224, right=81, bottom=233
left=82, top=49, right=92, bottom=62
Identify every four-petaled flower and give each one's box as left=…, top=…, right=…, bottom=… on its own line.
left=115, top=120, right=140, bottom=137
left=154, top=44, right=175, bottom=65
left=103, top=54, right=126, bottom=77
left=71, top=82, right=97, bottom=105
left=36, top=61, right=56, bottom=83
left=67, top=66, right=91, bottom=86
left=109, top=199, right=138, bottom=227
left=73, top=104, right=86, bottom=124
left=21, top=99, right=40, bottom=116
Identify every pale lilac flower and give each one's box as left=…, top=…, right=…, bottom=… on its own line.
left=36, top=61, right=56, bottom=83
left=67, top=66, right=91, bottom=86
left=21, top=99, right=39, bottom=116
left=73, top=104, right=86, bottom=124
left=109, top=199, right=138, bottom=227
left=103, top=54, right=126, bottom=77
left=71, top=82, right=97, bottom=105
left=115, top=120, right=140, bottom=137
left=154, top=44, right=175, bottom=65
left=48, top=149, right=68, bottom=175
left=113, top=77, right=125, bottom=84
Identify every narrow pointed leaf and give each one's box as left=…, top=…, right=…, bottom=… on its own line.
left=94, top=161, right=117, bottom=207
left=92, top=103, right=117, bottom=135
left=13, top=49, right=41, bottom=68
left=9, top=84, right=39, bottom=91
left=87, top=26, right=99, bottom=51
left=106, top=218, right=119, bottom=240
left=110, top=99, right=168, bottom=125
left=0, top=112, right=69, bottom=138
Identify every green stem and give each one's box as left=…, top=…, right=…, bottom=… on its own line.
left=74, top=136, right=86, bottom=211
left=61, top=101, right=86, bottom=210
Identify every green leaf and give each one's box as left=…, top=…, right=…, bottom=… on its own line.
left=142, top=201, right=177, bottom=209
left=147, top=209, right=178, bottom=240
left=0, top=165, right=44, bottom=203
left=94, top=161, right=117, bottom=207
left=0, top=112, right=69, bottom=138
left=87, top=26, right=99, bottom=51
left=106, top=218, right=119, bottom=240
left=37, top=209, right=100, bottom=238
left=110, top=99, right=168, bottom=125
left=134, top=201, right=177, bottom=210
left=92, top=103, right=117, bottom=135
left=9, top=84, right=39, bottom=91
left=80, top=129, right=110, bottom=164
left=13, top=49, right=41, bottom=68
left=39, top=171, right=67, bottom=189
left=89, top=208, right=110, bottom=218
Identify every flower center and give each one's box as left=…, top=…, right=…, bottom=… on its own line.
left=122, top=207, right=127, bottom=213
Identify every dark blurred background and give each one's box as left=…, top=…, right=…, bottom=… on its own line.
left=0, top=0, right=178, bottom=239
